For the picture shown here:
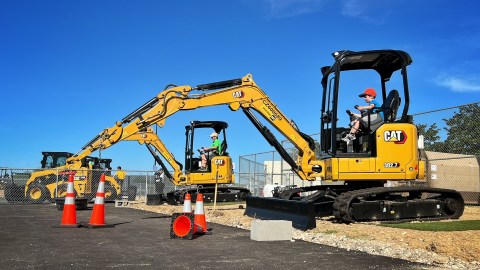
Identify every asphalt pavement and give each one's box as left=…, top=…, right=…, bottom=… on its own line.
left=0, top=204, right=427, bottom=269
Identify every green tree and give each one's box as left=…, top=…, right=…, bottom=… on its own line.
left=442, top=103, right=480, bottom=155
left=416, top=123, right=441, bottom=150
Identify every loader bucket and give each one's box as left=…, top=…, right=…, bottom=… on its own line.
left=244, top=196, right=316, bottom=230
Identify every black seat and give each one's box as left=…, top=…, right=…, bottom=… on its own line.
left=378, top=89, right=401, bottom=122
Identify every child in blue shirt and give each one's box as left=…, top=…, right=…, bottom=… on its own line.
left=343, top=88, right=383, bottom=143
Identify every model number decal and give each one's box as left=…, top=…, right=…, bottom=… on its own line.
left=262, top=100, right=283, bottom=121
left=384, top=162, right=400, bottom=168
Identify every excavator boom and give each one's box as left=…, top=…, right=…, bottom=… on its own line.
left=66, top=74, right=323, bottom=186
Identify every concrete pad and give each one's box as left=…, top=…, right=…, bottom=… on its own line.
left=114, top=200, right=131, bottom=207
left=250, top=219, right=292, bottom=241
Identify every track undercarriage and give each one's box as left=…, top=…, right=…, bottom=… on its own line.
left=166, top=185, right=251, bottom=205
left=245, top=185, right=465, bottom=230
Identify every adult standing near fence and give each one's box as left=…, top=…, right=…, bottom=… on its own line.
left=115, top=166, right=126, bottom=189
left=154, top=169, right=165, bottom=195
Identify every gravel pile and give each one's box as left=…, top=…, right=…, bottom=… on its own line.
left=291, top=230, right=479, bottom=270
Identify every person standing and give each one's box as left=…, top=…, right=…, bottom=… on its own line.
left=154, top=169, right=165, bottom=194
left=115, top=166, right=126, bottom=189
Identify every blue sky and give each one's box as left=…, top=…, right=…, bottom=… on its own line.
left=1, top=0, right=479, bottom=170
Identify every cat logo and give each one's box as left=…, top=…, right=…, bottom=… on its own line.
left=214, top=159, right=225, bottom=166
left=384, top=130, right=407, bottom=144
left=232, top=91, right=245, bottom=98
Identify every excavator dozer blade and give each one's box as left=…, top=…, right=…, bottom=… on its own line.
left=244, top=196, right=316, bottom=230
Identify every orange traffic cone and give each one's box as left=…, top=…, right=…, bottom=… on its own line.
left=85, top=173, right=114, bottom=228
left=169, top=193, right=196, bottom=239
left=182, top=193, right=192, bottom=213
left=194, top=193, right=207, bottom=234
left=59, top=174, right=80, bottom=228
left=170, top=212, right=195, bottom=240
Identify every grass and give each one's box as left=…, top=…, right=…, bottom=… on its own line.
left=380, top=220, right=480, bottom=231
left=203, top=201, right=245, bottom=206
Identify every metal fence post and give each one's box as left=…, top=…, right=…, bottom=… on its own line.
left=145, top=174, right=148, bottom=203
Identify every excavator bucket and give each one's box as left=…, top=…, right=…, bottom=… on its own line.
left=244, top=196, right=317, bottom=230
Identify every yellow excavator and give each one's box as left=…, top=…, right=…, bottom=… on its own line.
left=88, top=49, right=461, bottom=230
left=18, top=118, right=248, bottom=205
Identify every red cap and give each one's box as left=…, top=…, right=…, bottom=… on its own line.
left=359, top=88, right=377, bottom=98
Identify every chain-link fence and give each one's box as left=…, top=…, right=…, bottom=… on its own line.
left=238, top=102, right=480, bottom=205
left=0, top=167, right=252, bottom=205
left=412, top=102, right=480, bottom=205
left=0, top=168, right=180, bottom=205
left=2, top=103, right=479, bottom=205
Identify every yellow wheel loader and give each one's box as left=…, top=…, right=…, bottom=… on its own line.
left=22, top=152, right=123, bottom=204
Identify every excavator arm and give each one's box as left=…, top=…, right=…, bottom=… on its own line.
left=137, top=74, right=322, bottom=180
left=67, top=74, right=323, bottom=182
left=122, top=129, right=184, bottom=185
left=64, top=125, right=185, bottom=184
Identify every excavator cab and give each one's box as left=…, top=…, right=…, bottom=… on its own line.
left=320, top=50, right=412, bottom=158
left=184, top=120, right=229, bottom=173
left=163, top=120, right=249, bottom=204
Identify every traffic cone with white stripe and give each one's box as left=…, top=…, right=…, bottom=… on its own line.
left=59, top=174, right=80, bottom=228
left=182, top=193, right=192, bottom=213
left=194, top=193, right=207, bottom=234
left=85, top=173, right=114, bottom=228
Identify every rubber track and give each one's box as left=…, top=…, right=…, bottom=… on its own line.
left=332, top=186, right=465, bottom=223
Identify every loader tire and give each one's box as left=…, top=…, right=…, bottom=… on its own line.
left=27, top=184, right=48, bottom=204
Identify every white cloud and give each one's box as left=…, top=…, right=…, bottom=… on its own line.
left=435, top=75, right=480, bottom=92
left=341, top=0, right=363, bottom=18
left=340, top=0, right=395, bottom=23
left=260, top=0, right=325, bottom=19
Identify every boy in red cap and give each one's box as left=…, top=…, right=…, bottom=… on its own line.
left=342, top=88, right=383, bottom=143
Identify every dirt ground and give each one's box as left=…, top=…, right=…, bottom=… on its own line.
left=131, top=202, right=480, bottom=265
